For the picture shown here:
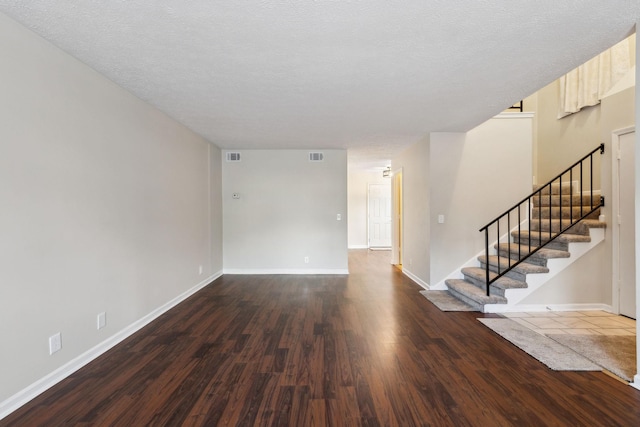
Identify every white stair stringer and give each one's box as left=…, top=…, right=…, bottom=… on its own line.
left=483, top=227, right=605, bottom=313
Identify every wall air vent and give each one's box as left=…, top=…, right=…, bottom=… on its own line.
left=226, top=152, right=241, bottom=162
left=309, top=152, right=324, bottom=162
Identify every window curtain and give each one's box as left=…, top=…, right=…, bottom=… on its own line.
left=558, top=37, right=631, bottom=118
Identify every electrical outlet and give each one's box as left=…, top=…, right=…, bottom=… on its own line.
left=304, top=256, right=309, bottom=264
left=49, top=333, right=61, bottom=355
left=97, top=312, right=106, bottom=330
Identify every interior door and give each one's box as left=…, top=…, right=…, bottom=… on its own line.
left=368, top=184, right=392, bottom=248
left=618, top=130, right=636, bottom=318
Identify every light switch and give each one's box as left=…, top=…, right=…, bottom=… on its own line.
left=438, top=214, right=445, bottom=224
left=337, top=214, right=341, bottom=221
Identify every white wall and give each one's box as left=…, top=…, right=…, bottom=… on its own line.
left=0, top=12, right=222, bottom=407
left=429, top=115, right=533, bottom=285
left=347, top=170, right=389, bottom=248
left=222, top=150, right=348, bottom=273
left=391, top=138, right=430, bottom=285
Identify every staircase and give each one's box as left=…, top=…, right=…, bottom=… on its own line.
left=444, top=183, right=605, bottom=311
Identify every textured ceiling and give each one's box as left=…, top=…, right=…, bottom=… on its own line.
left=0, top=1, right=637, bottom=170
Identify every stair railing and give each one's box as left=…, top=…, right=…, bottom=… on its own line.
left=478, top=144, right=604, bottom=296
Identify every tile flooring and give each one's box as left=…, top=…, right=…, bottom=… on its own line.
left=501, top=310, right=636, bottom=336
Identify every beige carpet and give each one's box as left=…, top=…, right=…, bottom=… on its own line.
left=420, top=290, right=476, bottom=311
left=547, top=334, right=636, bottom=382
left=478, top=318, right=600, bottom=371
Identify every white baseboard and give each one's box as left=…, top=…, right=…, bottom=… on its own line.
left=402, top=268, right=429, bottom=290
left=484, top=303, right=614, bottom=314
left=223, top=268, right=349, bottom=275
left=0, top=270, right=222, bottom=421
left=631, top=375, right=640, bottom=390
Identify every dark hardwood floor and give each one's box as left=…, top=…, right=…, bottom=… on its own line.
left=3, top=249, right=640, bottom=426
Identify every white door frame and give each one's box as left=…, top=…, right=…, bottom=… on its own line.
left=611, top=126, right=636, bottom=315
left=391, top=168, right=403, bottom=265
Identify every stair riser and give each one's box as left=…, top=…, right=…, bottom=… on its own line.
left=532, top=207, right=600, bottom=220
left=496, top=249, right=548, bottom=267
left=461, top=274, right=507, bottom=297
left=480, top=263, right=527, bottom=282
left=529, top=221, right=589, bottom=234
left=535, top=183, right=574, bottom=195
left=511, top=238, right=569, bottom=252
left=533, top=195, right=600, bottom=207
left=446, top=288, right=483, bottom=311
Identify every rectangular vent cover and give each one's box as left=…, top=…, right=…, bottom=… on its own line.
left=309, top=152, right=324, bottom=162
left=226, top=152, right=241, bottom=162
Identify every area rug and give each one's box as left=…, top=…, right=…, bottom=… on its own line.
left=547, top=334, right=636, bottom=382
left=420, top=290, right=476, bottom=311
left=478, top=318, right=600, bottom=371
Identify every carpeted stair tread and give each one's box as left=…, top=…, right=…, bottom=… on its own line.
left=532, top=206, right=601, bottom=220
left=534, top=182, right=574, bottom=195
left=511, top=231, right=592, bottom=244
left=478, top=255, right=549, bottom=274
left=529, top=219, right=603, bottom=234
left=533, top=192, right=601, bottom=207
left=461, top=267, right=528, bottom=289
left=495, top=243, right=570, bottom=259
left=445, top=279, right=507, bottom=305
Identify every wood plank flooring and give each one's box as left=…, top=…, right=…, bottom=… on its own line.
left=3, top=249, right=640, bottom=426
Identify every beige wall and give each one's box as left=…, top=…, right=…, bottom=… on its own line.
left=521, top=33, right=637, bottom=305
left=391, top=115, right=533, bottom=288
left=429, top=115, right=533, bottom=286
left=391, top=137, right=430, bottom=285
left=0, top=13, right=222, bottom=406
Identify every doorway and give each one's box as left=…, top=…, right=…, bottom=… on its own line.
left=368, top=184, right=392, bottom=248
left=612, top=127, right=636, bottom=319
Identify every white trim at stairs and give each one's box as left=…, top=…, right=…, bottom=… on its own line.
left=402, top=268, right=429, bottom=290
left=493, top=112, right=535, bottom=119
left=484, top=227, right=605, bottom=313
left=631, top=375, right=640, bottom=391
left=223, top=268, right=349, bottom=275
left=0, top=270, right=223, bottom=421
left=485, top=303, right=613, bottom=313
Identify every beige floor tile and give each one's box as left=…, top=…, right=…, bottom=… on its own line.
left=578, top=311, right=615, bottom=317
left=593, top=329, right=636, bottom=336
left=500, top=312, right=529, bottom=318
left=510, top=318, right=540, bottom=330
left=520, top=317, right=566, bottom=329
left=551, top=311, right=587, bottom=317
left=582, top=317, right=634, bottom=328
left=541, top=329, right=568, bottom=335
left=613, top=316, right=637, bottom=327
left=524, top=312, right=560, bottom=317
left=561, top=329, right=601, bottom=335
left=551, top=318, right=598, bottom=329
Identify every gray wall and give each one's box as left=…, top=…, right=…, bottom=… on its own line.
left=0, top=13, right=223, bottom=404
left=222, top=150, right=348, bottom=273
